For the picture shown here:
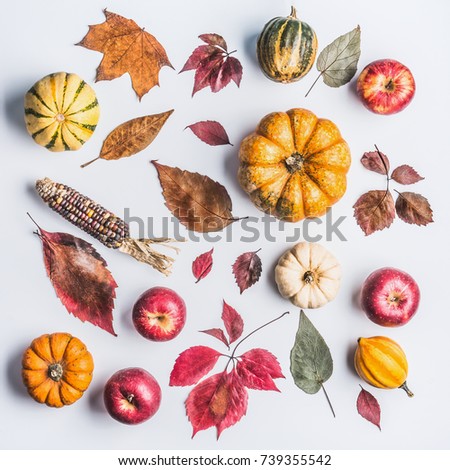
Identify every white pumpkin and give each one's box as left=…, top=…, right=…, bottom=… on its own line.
left=275, top=242, right=341, bottom=308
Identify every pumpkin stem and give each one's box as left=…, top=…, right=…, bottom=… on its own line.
left=400, top=382, right=414, bottom=398
left=289, top=5, right=297, bottom=18
left=48, top=363, right=63, bottom=382
left=285, top=153, right=304, bottom=173
left=303, top=271, right=315, bottom=284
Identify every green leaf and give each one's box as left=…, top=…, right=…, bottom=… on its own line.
left=317, top=25, right=361, bottom=87
left=306, top=26, right=361, bottom=96
left=290, top=311, right=333, bottom=394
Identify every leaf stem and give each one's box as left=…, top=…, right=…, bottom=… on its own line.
left=305, top=72, right=323, bottom=98
left=80, top=156, right=100, bottom=168
left=230, top=311, right=290, bottom=358
left=321, top=383, right=336, bottom=418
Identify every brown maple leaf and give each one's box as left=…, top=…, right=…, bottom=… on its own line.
left=78, top=10, right=173, bottom=100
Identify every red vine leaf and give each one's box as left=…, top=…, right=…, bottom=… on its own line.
left=395, top=191, right=434, bottom=226
left=391, top=165, right=424, bottom=185
left=181, top=33, right=243, bottom=96
left=36, top=226, right=117, bottom=335
left=192, top=248, right=214, bottom=283
left=200, top=328, right=229, bottom=348
left=236, top=349, right=284, bottom=391
left=170, top=346, right=221, bottom=387
left=222, top=301, right=244, bottom=344
left=353, top=190, right=395, bottom=235
left=186, top=121, right=232, bottom=146
left=360, top=150, right=390, bottom=175
left=185, top=371, right=248, bottom=438
left=232, top=249, right=262, bottom=294
left=357, top=386, right=381, bottom=430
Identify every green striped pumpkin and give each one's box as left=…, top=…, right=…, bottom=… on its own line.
left=24, top=72, right=100, bottom=152
left=257, top=7, right=317, bottom=83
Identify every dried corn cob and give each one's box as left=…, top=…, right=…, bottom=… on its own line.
left=36, top=177, right=181, bottom=275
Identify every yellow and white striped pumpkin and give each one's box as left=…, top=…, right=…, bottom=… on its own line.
left=24, top=72, right=100, bottom=152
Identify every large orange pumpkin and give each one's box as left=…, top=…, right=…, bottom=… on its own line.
left=22, top=332, right=94, bottom=408
left=238, top=108, right=351, bottom=221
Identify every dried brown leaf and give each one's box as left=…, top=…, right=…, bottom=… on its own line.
left=82, top=110, right=173, bottom=168
left=391, top=165, right=424, bottom=185
left=353, top=190, right=395, bottom=235
left=361, top=150, right=390, bottom=175
left=395, top=191, right=434, bottom=226
left=152, top=161, right=237, bottom=233
left=78, top=10, right=173, bottom=100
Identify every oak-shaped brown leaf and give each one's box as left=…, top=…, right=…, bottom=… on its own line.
left=222, top=301, right=244, bottom=344
left=152, top=161, right=237, bottom=232
left=78, top=10, right=173, bottom=100
left=186, top=121, right=232, bottom=146
left=353, top=190, right=395, bottom=236
left=232, top=249, right=262, bottom=294
left=391, top=165, right=424, bottom=185
left=185, top=370, right=248, bottom=438
left=82, top=110, right=173, bottom=168
left=357, top=386, right=381, bottom=430
left=36, top=226, right=117, bottom=335
left=181, top=33, right=243, bottom=96
left=361, top=150, right=390, bottom=175
left=192, top=248, right=214, bottom=283
left=395, top=191, right=433, bottom=226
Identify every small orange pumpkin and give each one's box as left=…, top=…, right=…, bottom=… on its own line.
left=22, top=332, right=94, bottom=407
left=238, top=108, right=351, bottom=221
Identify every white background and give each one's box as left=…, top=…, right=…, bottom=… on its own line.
left=1, top=0, right=449, bottom=450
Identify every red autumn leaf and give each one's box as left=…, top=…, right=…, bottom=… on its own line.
left=391, top=165, right=424, bottom=185
left=186, top=121, right=232, bottom=146
left=181, top=33, right=243, bottom=96
left=222, top=301, right=244, bottom=344
left=199, top=33, right=228, bottom=50
left=185, top=370, right=248, bottom=438
left=232, top=249, right=262, bottom=294
left=36, top=227, right=117, bottom=335
left=395, top=191, right=434, bottom=226
left=353, top=190, right=396, bottom=235
left=170, top=346, right=221, bottom=387
left=200, top=328, right=230, bottom=348
left=192, top=248, right=214, bottom=283
left=236, top=348, right=284, bottom=391
left=360, top=150, right=390, bottom=175
left=357, top=386, right=381, bottom=430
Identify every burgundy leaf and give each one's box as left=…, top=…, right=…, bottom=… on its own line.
left=357, top=386, right=381, bottom=430
left=185, top=371, right=248, bottom=438
left=180, top=45, right=217, bottom=73
left=192, top=53, right=224, bottom=96
left=395, top=191, right=434, bottom=226
left=209, top=61, right=233, bottom=93
left=37, top=227, right=117, bottom=335
left=353, top=190, right=395, bottom=235
left=170, top=346, right=221, bottom=387
left=222, top=301, right=244, bottom=343
left=192, top=248, right=214, bottom=282
left=236, top=348, right=284, bottom=391
left=199, top=33, right=228, bottom=51
left=187, top=121, right=231, bottom=146
left=391, top=165, right=424, bottom=185
left=223, top=56, right=243, bottom=87
left=232, top=249, right=262, bottom=294
left=360, top=150, right=390, bottom=175
left=200, top=328, right=229, bottom=348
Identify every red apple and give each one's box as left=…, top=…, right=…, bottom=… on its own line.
left=103, top=367, right=161, bottom=425
left=356, top=59, right=415, bottom=115
left=360, top=267, right=420, bottom=327
left=132, top=286, right=186, bottom=341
